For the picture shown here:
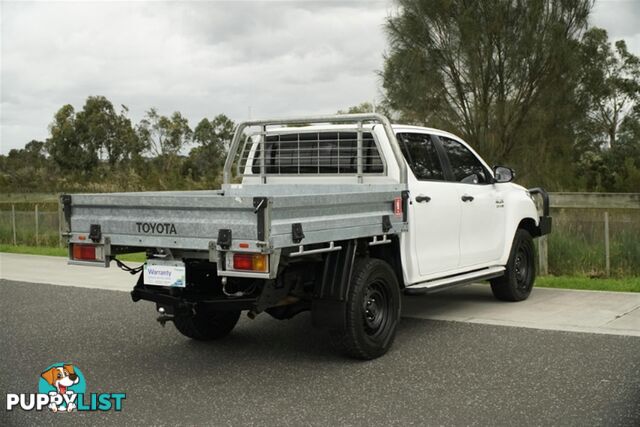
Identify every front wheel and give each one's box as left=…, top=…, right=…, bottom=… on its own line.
left=174, top=310, right=241, bottom=341
left=330, top=258, right=401, bottom=360
left=490, top=229, right=536, bottom=301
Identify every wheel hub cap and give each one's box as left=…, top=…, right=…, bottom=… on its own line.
left=514, top=247, right=530, bottom=291
left=363, top=282, right=389, bottom=334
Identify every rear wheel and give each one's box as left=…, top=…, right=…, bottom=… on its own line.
left=331, top=258, right=401, bottom=360
left=174, top=310, right=241, bottom=341
left=490, top=229, right=536, bottom=301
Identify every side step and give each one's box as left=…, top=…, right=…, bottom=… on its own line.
left=404, top=266, right=505, bottom=295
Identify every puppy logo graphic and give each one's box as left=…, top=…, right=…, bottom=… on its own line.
left=5, top=363, right=125, bottom=412
left=38, top=363, right=86, bottom=412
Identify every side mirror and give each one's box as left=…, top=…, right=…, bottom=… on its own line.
left=493, top=166, right=515, bottom=183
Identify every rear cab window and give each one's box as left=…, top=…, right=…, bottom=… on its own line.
left=248, top=131, right=384, bottom=175
left=396, top=133, right=445, bottom=181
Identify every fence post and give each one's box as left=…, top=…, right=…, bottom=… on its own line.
left=58, top=197, right=63, bottom=248
left=604, top=211, right=610, bottom=277
left=11, top=204, right=17, bottom=246
left=35, top=204, right=39, bottom=246
left=538, top=235, right=548, bottom=276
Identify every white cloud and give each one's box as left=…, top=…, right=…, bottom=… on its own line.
left=1, top=0, right=638, bottom=154
left=1, top=1, right=391, bottom=153
left=591, top=0, right=640, bottom=54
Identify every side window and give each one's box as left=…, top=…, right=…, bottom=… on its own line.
left=397, top=133, right=445, bottom=181
left=439, top=137, right=489, bottom=184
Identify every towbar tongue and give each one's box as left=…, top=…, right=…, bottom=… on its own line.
left=156, top=307, right=174, bottom=327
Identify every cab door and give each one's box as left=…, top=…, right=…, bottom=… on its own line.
left=438, top=136, right=506, bottom=267
left=398, top=133, right=461, bottom=282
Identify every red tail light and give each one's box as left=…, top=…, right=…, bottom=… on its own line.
left=72, top=244, right=96, bottom=261
left=232, top=253, right=269, bottom=272
left=233, top=254, right=253, bottom=270
left=393, top=197, right=403, bottom=217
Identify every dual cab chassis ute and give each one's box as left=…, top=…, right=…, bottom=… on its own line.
left=62, top=114, right=551, bottom=359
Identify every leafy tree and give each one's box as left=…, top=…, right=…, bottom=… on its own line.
left=192, top=114, right=235, bottom=153
left=47, top=104, right=98, bottom=172
left=382, top=0, right=592, bottom=184
left=337, top=102, right=397, bottom=119
left=137, top=108, right=192, bottom=157
left=602, top=108, right=640, bottom=191
left=0, top=140, right=52, bottom=192
left=14, top=140, right=47, bottom=165
left=45, top=96, right=141, bottom=174
left=186, top=114, right=235, bottom=182
left=577, top=28, right=640, bottom=149
left=135, top=109, right=192, bottom=187
left=74, top=96, right=141, bottom=168
left=337, top=102, right=376, bottom=114
left=573, top=29, right=640, bottom=191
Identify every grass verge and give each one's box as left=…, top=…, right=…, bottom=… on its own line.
left=0, top=244, right=145, bottom=263
left=536, top=275, right=640, bottom=292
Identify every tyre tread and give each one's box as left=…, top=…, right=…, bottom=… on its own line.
left=490, top=229, right=535, bottom=302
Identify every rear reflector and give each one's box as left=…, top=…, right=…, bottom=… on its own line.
left=72, top=244, right=97, bottom=261
left=232, top=253, right=268, bottom=272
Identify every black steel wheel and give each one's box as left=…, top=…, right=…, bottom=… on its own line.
left=363, top=280, right=393, bottom=338
left=174, top=309, right=241, bottom=341
left=490, top=229, right=536, bottom=301
left=331, top=258, right=401, bottom=360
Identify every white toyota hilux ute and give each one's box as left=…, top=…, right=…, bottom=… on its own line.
left=62, top=114, right=551, bottom=359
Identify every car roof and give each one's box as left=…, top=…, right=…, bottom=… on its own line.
left=267, top=123, right=463, bottom=141
left=390, top=124, right=461, bottom=140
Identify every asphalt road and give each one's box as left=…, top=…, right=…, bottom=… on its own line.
left=1, top=279, right=639, bottom=426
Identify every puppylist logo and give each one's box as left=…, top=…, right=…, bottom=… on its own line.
left=6, top=363, right=125, bottom=412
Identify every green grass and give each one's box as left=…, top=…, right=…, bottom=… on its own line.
left=0, top=244, right=145, bottom=263
left=0, top=193, right=58, bottom=203
left=0, top=244, right=66, bottom=257
left=536, top=275, right=640, bottom=292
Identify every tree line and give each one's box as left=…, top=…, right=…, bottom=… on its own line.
left=1, top=0, right=639, bottom=193
left=0, top=97, right=235, bottom=192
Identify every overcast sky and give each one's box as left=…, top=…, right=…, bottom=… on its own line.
left=1, top=0, right=639, bottom=154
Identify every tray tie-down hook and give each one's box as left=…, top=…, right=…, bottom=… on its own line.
left=253, top=198, right=265, bottom=213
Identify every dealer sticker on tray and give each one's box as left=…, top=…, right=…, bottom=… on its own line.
left=144, top=260, right=186, bottom=287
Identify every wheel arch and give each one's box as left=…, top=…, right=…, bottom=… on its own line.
left=518, top=217, right=538, bottom=237
left=368, top=235, right=405, bottom=289
left=499, top=216, right=539, bottom=265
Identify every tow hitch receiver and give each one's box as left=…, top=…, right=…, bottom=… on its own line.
left=156, top=307, right=175, bottom=327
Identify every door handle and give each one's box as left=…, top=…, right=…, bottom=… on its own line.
left=415, top=195, right=431, bottom=203
left=461, top=195, right=474, bottom=202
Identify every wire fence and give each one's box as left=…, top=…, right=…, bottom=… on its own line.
left=544, top=208, right=640, bottom=277
left=1, top=193, right=639, bottom=277
left=0, top=202, right=62, bottom=247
